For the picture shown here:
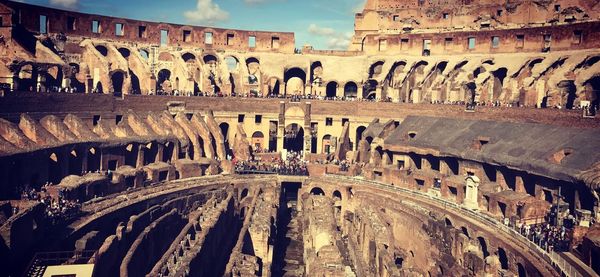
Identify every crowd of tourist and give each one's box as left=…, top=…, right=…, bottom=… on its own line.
left=234, top=150, right=308, bottom=176
left=517, top=223, right=570, bottom=252
left=18, top=184, right=82, bottom=225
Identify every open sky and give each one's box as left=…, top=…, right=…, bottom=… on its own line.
left=20, top=0, right=367, bottom=50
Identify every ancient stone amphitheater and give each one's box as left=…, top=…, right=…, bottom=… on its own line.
left=1, top=0, right=600, bottom=276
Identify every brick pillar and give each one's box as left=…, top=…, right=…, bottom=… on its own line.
left=136, top=145, right=145, bottom=168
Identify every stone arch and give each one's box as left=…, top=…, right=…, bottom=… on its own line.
left=444, top=217, right=453, bottom=227
left=110, top=70, right=126, bottom=96
left=368, top=60, right=385, bottom=78
left=203, top=54, right=218, bottom=64
left=219, top=122, right=230, bottom=143
left=139, top=49, right=150, bottom=61
left=333, top=190, right=342, bottom=201
left=310, top=61, right=323, bottom=84
left=95, top=45, right=108, bottom=56
left=156, top=69, right=172, bottom=93
left=477, top=236, right=489, bottom=258
left=363, top=79, right=378, bottom=99
left=283, top=123, right=304, bottom=152
left=584, top=75, right=600, bottom=112
left=310, top=187, right=325, bottom=196
left=461, top=226, right=470, bottom=238
left=117, top=47, right=131, bottom=58
left=326, top=81, right=338, bottom=98
left=224, top=56, right=239, bottom=72
left=355, top=126, right=366, bottom=147
left=240, top=188, right=249, bottom=200
left=344, top=81, right=358, bottom=98
left=498, top=247, right=509, bottom=270
left=284, top=67, right=306, bottom=96
left=517, top=263, right=527, bottom=277
left=267, top=76, right=281, bottom=96
left=246, top=57, right=260, bottom=87
left=182, top=52, right=197, bottom=63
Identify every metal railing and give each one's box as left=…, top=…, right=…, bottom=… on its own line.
left=325, top=174, right=585, bottom=277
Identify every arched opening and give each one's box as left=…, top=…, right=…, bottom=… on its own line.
left=478, top=237, right=489, bottom=258
left=95, top=45, right=108, bottom=56
left=585, top=76, right=600, bottom=113
left=251, top=131, right=264, bottom=151
left=124, top=143, right=138, bottom=167
left=42, top=66, right=62, bottom=90
left=246, top=57, right=260, bottom=90
left=225, top=56, right=238, bottom=72
left=240, top=188, right=249, bottom=200
left=344, top=82, right=358, bottom=98
left=129, top=70, right=141, bottom=94
left=322, top=134, right=332, bottom=154
left=268, top=77, right=281, bottom=96
left=163, top=142, right=174, bottom=163
left=461, top=226, right=470, bottom=238
left=284, top=67, right=306, bottom=96
left=118, top=47, right=130, bottom=58
left=517, top=263, right=527, bottom=277
left=182, top=52, right=196, bottom=63
left=498, top=247, right=509, bottom=270
left=15, top=64, right=38, bottom=92
left=68, top=63, right=85, bottom=93
left=111, top=71, right=125, bottom=96
left=325, top=82, right=337, bottom=99
left=333, top=190, right=342, bottom=201
left=363, top=79, right=378, bottom=99
left=139, top=49, right=149, bottom=61
left=219, top=122, right=230, bottom=143
left=156, top=69, right=172, bottom=94
left=283, top=123, right=304, bottom=152
left=356, top=126, right=366, bottom=149
left=310, top=61, right=323, bottom=83
left=310, top=187, right=325, bottom=196
left=203, top=54, right=217, bottom=64
left=369, top=61, right=385, bottom=78
left=445, top=217, right=453, bottom=227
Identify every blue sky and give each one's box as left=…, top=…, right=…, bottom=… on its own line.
left=22, top=0, right=366, bottom=49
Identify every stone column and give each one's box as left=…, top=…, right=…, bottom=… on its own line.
left=464, top=176, right=480, bottom=210
left=277, top=101, right=286, bottom=153
left=136, top=144, right=145, bottom=168
left=81, top=148, right=88, bottom=173
left=172, top=141, right=180, bottom=162
left=357, top=83, right=363, bottom=100
left=156, top=143, right=164, bottom=163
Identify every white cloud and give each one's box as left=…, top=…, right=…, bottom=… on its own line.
left=49, top=0, right=78, bottom=9
left=184, top=0, right=229, bottom=24
left=307, top=24, right=353, bottom=50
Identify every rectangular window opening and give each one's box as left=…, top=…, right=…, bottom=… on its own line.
left=249, top=35, right=256, bottom=48
left=255, top=114, right=262, bottom=124
left=205, top=32, right=213, bottom=44
left=573, top=30, right=582, bottom=44
left=138, top=26, right=147, bottom=38
left=92, top=20, right=101, bottom=34
left=325, top=117, right=333, bottom=126
left=516, top=34, right=525, bottom=48
left=271, top=36, right=280, bottom=49
left=491, top=36, right=500, bottom=48
left=67, top=16, right=76, bottom=31
left=444, top=37, right=453, bottom=49
left=238, top=114, right=245, bottom=123
left=39, top=15, right=47, bottom=34
left=115, top=23, right=124, bottom=36
left=468, top=37, right=476, bottom=49
left=183, top=30, right=192, bottom=42
left=226, top=33, right=234, bottom=46
left=342, top=118, right=349, bottom=126
left=160, top=29, right=168, bottom=46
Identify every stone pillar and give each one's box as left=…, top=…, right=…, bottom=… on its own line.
left=304, top=102, right=312, bottom=157
left=357, top=84, right=364, bottom=100
left=156, top=143, right=164, bottom=163
left=172, top=141, right=180, bottom=162
left=136, top=145, right=145, bottom=168
left=464, top=176, right=480, bottom=210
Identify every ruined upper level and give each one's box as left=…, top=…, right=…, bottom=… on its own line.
left=0, top=1, right=295, bottom=54
left=350, top=0, right=600, bottom=54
